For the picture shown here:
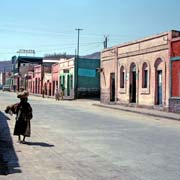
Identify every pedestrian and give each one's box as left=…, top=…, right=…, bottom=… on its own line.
left=60, top=84, right=65, bottom=100
left=55, top=86, right=60, bottom=100
left=13, top=85, right=16, bottom=92
left=42, top=86, right=45, bottom=98
left=5, top=90, right=33, bottom=143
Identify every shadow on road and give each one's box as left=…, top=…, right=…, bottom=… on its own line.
left=0, top=111, right=21, bottom=175
left=23, top=141, right=54, bottom=147
left=0, top=112, right=10, bottom=121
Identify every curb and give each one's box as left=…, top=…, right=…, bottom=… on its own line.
left=93, top=104, right=180, bottom=121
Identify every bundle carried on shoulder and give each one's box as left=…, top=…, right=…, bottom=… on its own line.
left=17, top=90, right=29, bottom=99
left=5, top=103, right=19, bottom=116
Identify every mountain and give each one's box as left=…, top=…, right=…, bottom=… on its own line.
left=81, top=52, right=100, bottom=59
left=44, top=53, right=74, bottom=59
left=43, top=52, right=100, bottom=60
left=0, top=61, right=12, bottom=72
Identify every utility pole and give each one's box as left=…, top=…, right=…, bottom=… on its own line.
left=75, top=28, right=83, bottom=99
left=75, top=28, right=83, bottom=58
left=103, top=35, right=109, bottom=49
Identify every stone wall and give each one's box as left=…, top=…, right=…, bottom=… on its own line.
left=169, top=98, right=180, bottom=113
left=100, top=89, right=110, bottom=103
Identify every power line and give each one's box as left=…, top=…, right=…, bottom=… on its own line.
left=0, top=41, right=102, bottom=54
left=0, top=27, right=104, bottom=38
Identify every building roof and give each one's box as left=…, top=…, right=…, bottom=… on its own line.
left=16, top=56, right=43, bottom=64
left=102, top=30, right=180, bottom=53
left=12, top=56, right=43, bottom=74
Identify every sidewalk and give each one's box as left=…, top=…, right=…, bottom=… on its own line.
left=93, top=102, right=180, bottom=121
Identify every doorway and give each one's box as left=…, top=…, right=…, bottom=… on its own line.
left=110, top=73, right=115, bottom=102
left=67, top=74, right=70, bottom=96
left=157, top=70, right=162, bottom=105
left=35, top=78, right=37, bottom=94
left=52, top=81, right=55, bottom=96
left=130, top=64, right=136, bottom=103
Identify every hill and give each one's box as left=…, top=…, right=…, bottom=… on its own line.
left=81, top=52, right=100, bottom=59
left=0, top=61, right=11, bottom=72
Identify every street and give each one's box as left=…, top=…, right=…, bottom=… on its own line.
left=0, top=92, right=180, bottom=180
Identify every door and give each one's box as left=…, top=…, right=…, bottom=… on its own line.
left=130, top=64, right=136, bottom=103
left=67, top=74, right=70, bottom=96
left=131, top=71, right=136, bottom=103
left=49, top=82, right=51, bottom=96
left=35, top=78, right=37, bottom=94
left=52, top=81, right=55, bottom=96
left=110, top=73, right=115, bottom=102
left=157, top=70, right=162, bottom=105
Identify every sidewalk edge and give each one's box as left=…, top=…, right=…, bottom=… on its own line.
left=93, top=104, right=180, bottom=121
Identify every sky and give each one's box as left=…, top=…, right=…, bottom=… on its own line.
left=0, top=0, right=180, bottom=61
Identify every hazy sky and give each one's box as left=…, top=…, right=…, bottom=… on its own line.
left=0, top=0, right=180, bottom=60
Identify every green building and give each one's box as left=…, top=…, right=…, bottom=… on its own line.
left=59, top=57, right=100, bottom=99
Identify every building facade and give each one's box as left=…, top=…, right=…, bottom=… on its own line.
left=52, top=63, right=60, bottom=96
left=33, top=65, right=43, bottom=94
left=43, top=72, right=52, bottom=97
left=101, top=30, right=180, bottom=111
left=59, top=58, right=75, bottom=99
left=58, top=57, right=100, bottom=99
left=11, top=56, right=43, bottom=91
left=169, top=37, right=180, bottom=112
left=27, top=64, right=52, bottom=96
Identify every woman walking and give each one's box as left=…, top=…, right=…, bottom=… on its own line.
left=5, top=91, right=33, bottom=143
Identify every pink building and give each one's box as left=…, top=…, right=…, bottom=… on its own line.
left=43, top=72, right=52, bottom=97
left=27, top=71, right=34, bottom=93
left=33, top=65, right=43, bottom=94
left=101, top=30, right=180, bottom=111
left=51, top=63, right=59, bottom=96
left=27, top=64, right=52, bottom=96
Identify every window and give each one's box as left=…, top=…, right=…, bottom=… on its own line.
left=142, top=63, right=148, bottom=88
left=63, top=69, right=69, bottom=73
left=144, top=70, right=148, bottom=88
left=120, top=66, right=125, bottom=88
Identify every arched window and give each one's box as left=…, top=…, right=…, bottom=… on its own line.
left=142, top=63, right=148, bottom=88
left=120, top=66, right=125, bottom=88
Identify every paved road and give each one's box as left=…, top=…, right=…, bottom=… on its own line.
left=0, top=92, right=180, bottom=180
